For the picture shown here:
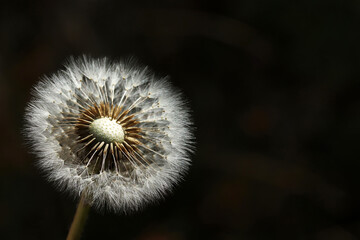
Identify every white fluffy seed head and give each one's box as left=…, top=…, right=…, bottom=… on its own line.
left=24, top=56, right=194, bottom=213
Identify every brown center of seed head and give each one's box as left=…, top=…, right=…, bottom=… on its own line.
left=73, top=102, right=144, bottom=175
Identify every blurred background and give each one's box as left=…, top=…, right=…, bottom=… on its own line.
left=1, top=0, right=360, bottom=239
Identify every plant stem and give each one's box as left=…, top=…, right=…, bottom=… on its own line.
left=66, top=192, right=90, bottom=240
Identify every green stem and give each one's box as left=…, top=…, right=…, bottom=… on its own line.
left=66, top=192, right=90, bottom=240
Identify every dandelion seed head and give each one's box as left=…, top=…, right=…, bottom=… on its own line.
left=25, top=56, right=194, bottom=213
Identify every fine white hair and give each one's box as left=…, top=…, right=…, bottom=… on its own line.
left=25, top=56, right=194, bottom=213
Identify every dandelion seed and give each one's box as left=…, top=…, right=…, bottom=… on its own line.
left=25, top=56, right=194, bottom=213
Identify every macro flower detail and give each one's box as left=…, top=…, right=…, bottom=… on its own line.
left=25, top=57, right=194, bottom=212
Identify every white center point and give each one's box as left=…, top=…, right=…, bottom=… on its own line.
left=89, top=117, right=125, bottom=143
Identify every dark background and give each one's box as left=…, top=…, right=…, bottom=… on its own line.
left=1, top=0, right=360, bottom=239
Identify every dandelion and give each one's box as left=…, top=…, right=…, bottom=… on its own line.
left=25, top=56, right=194, bottom=215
